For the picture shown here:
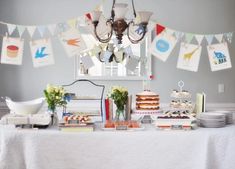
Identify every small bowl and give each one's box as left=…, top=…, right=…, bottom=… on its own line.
left=5, top=97, right=45, bottom=115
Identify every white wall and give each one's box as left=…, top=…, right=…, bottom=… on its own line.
left=0, top=0, right=235, bottom=103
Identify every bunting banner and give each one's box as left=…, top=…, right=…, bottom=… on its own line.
left=1, top=36, right=24, bottom=65
left=194, top=34, right=204, bottom=45
left=215, top=34, right=224, bottom=43
left=185, top=33, right=194, bottom=43
left=150, top=31, right=177, bottom=62
left=37, top=26, right=46, bottom=37
left=207, top=42, right=232, bottom=71
left=156, top=24, right=165, bottom=35
left=177, top=43, right=202, bottom=72
left=30, top=38, right=54, bottom=67
left=27, top=26, right=36, bottom=38
left=59, top=28, right=87, bottom=57
left=17, top=25, right=26, bottom=37
left=7, top=24, right=17, bottom=35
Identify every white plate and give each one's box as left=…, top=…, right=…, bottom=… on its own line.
left=199, top=113, right=225, bottom=120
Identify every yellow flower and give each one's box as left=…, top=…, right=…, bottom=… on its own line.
left=46, top=84, right=54, bottom=93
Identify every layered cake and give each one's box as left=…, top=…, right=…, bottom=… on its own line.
left=7, top=45, right=19, bottom=58
left=136, top=90, right=160, bottom=110
left=155, top=110, right=196, bottom=130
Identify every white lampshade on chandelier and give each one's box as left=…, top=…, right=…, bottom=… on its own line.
left=90, top=0, right=153, bottom=44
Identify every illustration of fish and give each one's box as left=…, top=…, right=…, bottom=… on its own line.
left=183, top=47, right=199, bottom=61
left=213, top=51, right=227, bottom=64
left=35, top=47, right=48, bottom=59
left=65, top=38, right=80, bottom=47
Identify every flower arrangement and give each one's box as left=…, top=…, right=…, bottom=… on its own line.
left=108, top=86, right=128, bottom=120
left=44, top=84, right=69, bottom=113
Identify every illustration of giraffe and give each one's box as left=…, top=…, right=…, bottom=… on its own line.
left=183, top=47, right=199, bottom=61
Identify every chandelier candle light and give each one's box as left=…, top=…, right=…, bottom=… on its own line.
left=90, top=0, right=153, bottom=44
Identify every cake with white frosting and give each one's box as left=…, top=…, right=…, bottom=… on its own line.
left=136, top=90, right=160, bottom=110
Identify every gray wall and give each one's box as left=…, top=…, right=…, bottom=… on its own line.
left=0, top=0, right=235, bottom=103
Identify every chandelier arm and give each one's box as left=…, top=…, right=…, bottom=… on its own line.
left=93, top=21, right=113, bottom=43
left=111, top=0, right=116, bottom=20
left=131, top=0, right=137, bottom=18
left=127, top=21, right=147, bottom=44
left=98, top=52, right=105, bottom=62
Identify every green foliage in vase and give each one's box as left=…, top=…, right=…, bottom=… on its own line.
left=44, top=84, right=68, bottom=112
left=108, top=86, right=128, bottom=111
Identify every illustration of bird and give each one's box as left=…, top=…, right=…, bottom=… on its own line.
left=183, top=47, right=199, bottom=61
left=66, top=38, right=80, bottom=47
left=35, top=47, right=48, bottom=59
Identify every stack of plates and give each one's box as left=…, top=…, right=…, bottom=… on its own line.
left=198, top=112, right=226, bottom=128
left=212, top=111, right=234, bottom=124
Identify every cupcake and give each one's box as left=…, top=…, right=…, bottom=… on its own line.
left=7, top=45, right=19, bottom=58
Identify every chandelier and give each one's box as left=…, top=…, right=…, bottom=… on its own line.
left=90, top=0, right=153, bottom=44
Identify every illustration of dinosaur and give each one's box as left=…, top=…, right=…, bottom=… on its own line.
left=183, top=47, right=199, bottom=61
left=213, top=51, right=227, bottom=64
left=66, top=38, right=80, bottom=47
left=35, top=47, right=48, bottom=59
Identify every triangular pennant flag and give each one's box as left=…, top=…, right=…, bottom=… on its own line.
left=205, top=34, right=214, bottom=44
left=27, top=26, right=36, bottom=37
left=195, top=34, right=204, bottom=44
left=48, top=24, right=57, bottom=35
left=225, top=32, right=233, bottom=43
left=214, top=34, right=224, bottom=43
left=185, top=33, right=194, bottom=43
left=166, top=28, right=175, bottom=35
left=37, top=26, right=46, bottom=37
left=17, top=25, right=26, bottom=37
left=7, top=24, right=17, bottom=35
left=67, top=18, right=78, bottom=28
left=156, top=24, right=165, bottom=35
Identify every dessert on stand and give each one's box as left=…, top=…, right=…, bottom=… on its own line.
left=132, top=90, right=163, bottom=123
left=155, top=81, right=196, bottom=130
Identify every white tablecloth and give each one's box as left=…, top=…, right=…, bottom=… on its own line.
left=1, top=125, right=235, bottom=169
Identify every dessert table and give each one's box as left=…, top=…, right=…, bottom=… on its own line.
left=0, top=125, right=235, bottom=169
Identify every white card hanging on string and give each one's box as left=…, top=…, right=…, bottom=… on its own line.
left=30, top=38, right=54, bottom=68
left=7, top=24, right=17, bottom=35
left=177, top=43, right=202, bottom=72
left=205, top=35, right=214, bottom=45
left=129, top=24, right=145, bottom=42
left=59, top=28, right=87, bottom=57
left=215, top=34, right=224, bottom=43
left=27, top=26, right=36, bottom=38
left=124, top=45, right=133, bottom=56
left=125, top=56, right=139, bottom=72
left=150, top=31, right=177, bottom=62
left=225, top=32, right=233, bottom=43
left=37, top=26, right=46, bottom=37
left=48, top=24, right=57, bottom=35
left=1, top=36, right=24, bottom=65
left=80, top=55, right=94, bottom=69
left=207, top=42, right=232, bottom=71
left=195, top=34, right=204, bottom=45
left=17, top=25, right=26, bottom=37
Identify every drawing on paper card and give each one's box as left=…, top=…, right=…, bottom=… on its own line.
left=65, top=38, right=80, bottom=47
left=156, top=39, right=170, bottom=53
left=1, top=37, right=24, bottom=65
left=213, top=51, right=227, bottom=64
left=177, top=43, right=202, bottom=72
left=183, top=47, right=199, bottom=61
left=35, top=47, right=48, bottom=59
left=6, top=45, right=19, bottom=58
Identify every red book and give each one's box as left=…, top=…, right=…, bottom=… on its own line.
left=105, top=99, right=110, bottom=120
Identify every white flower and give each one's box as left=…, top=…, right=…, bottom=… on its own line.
left=46, top=84, right=54, bottom=93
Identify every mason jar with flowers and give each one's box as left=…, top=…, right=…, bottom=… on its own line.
left=44, top=84, right=69, bottom=125
left=109, top=86, right=128, bottom=121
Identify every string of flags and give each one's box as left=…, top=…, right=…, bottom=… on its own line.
left=150, top=24, right=233, bottom=72
left=0, top=12, right=234, bottom=72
